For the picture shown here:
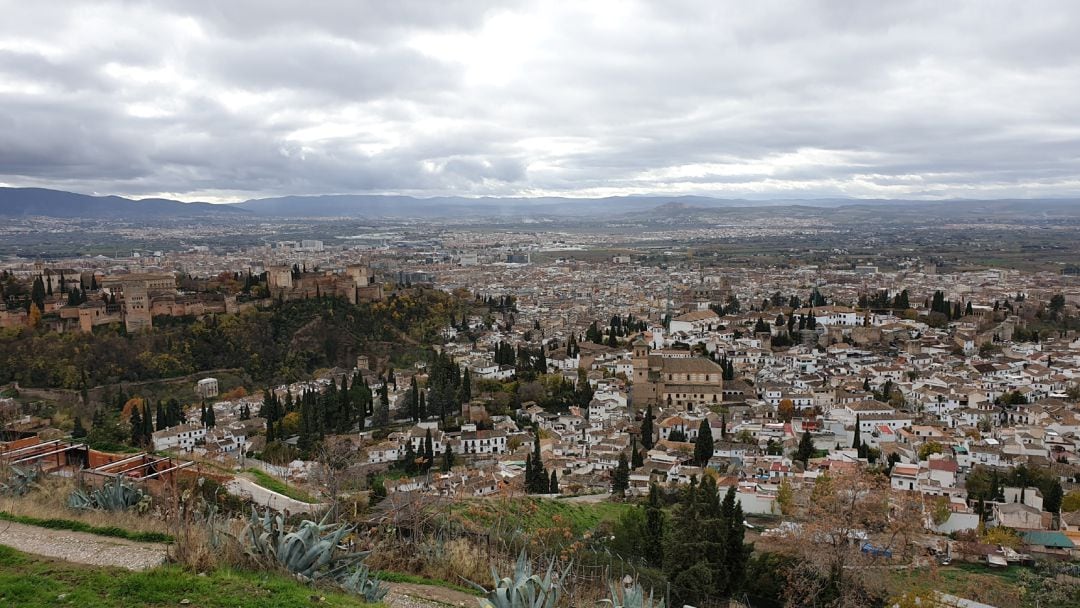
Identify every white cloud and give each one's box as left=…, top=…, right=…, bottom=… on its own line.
left=0, top=0, right=1077, bottom=201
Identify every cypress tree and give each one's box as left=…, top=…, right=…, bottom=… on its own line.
left=525, top=453, right=535, bottom=491
left=641, top=404, right=655, bottom=449
left=612, top=452, right=630, bottom=496
left=549, top=470, right=559, bottom=494
left=442, top=443, right=454, bottom=472
left=694, top=419, right=714, bottom=466
left=130, top=406, right=144, bottom=445
left=631, top=436, right=644, bottom=469
left=72, top=416, right=87, bottom=438
left=644, top=483, right=665, bottom=567
left=664, top=478, right=712, bottom=604
left=795, top=431, right=815, bottom=466
left=722, top=486, right=748, bottom=592
left=142, top=404, right=153, bottom=440
left=423, top=429, right=435, bottom=472
left=403, top=442, right=417, bottom=475
left=459, top=368, right=472, bottom=404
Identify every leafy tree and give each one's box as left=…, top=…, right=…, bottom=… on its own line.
left=777, top=478, right=794, bottom=515
left=1062, top=491, right=1080, bottom=513
left=27, top=303, right=41, bottom=328
left=1048, top=293, right=1066, bottom=318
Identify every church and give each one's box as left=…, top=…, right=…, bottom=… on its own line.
left=631, top=337, right=725, bottom=410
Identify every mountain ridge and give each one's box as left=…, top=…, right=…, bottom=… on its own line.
left=1, top=186, right=1079, bottom=219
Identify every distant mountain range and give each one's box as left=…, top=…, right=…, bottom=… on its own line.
left=1, top=186, right=1078, bottom=220
left=0, top=188, right=248, bottom=218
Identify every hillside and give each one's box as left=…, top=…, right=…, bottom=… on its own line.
left=0, top=188, right=248, bottom=218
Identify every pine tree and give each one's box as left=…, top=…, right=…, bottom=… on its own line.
left=641, top=404, right=655, bottom=449
left=612, top=452, right=630, bottom=496
left=694, top=419, right=714, bottom=466
left=549, top=470, right=559, bottom=494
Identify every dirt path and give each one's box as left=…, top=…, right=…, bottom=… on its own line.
left=386, top=582, right=479, bottom=608
left=0, top=520, right=168, bottom=571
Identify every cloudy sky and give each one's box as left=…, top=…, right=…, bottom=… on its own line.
left=1, top=1, right=1078, bottom=202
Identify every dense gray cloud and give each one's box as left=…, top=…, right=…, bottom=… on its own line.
left=0, top=0, right=1078, bottom=201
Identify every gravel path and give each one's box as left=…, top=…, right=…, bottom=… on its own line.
left=386, top=582, right=478, bottom=608
left=0, top=520, right=168, bottom=571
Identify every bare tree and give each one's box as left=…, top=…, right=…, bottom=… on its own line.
left=776, top=469, right=919, bottom=608
left=312, top=436, right=360, bottom=521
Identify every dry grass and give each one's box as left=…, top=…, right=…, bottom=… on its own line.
left=170, top=516, right=250, bottom=573
left=366, top=534, right=510, bottom=589
left=0, top=476, right=169, bottom=537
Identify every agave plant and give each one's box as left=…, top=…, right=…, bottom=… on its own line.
left=599, top=580, right=665, bottom=608
left=470, top=549, right=568, bottom=608
left=0, top=465, right=42, bottom=496
left=68, top=476, right=144, bottom=511
left=241, top=506, right=369, bottom=582
left=340, top=563, right=389, bottom=602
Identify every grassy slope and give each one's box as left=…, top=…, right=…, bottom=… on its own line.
left=246, top=468, right=317, bottom=503
left=0, top=545, right=378, bottom=608
left=890, top=563, right=1023, bottom=607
